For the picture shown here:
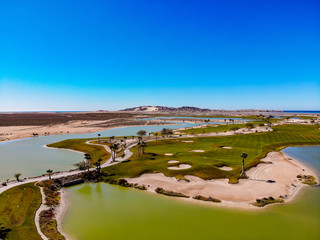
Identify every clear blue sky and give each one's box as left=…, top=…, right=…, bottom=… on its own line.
left=0, top=0, right=319, bottom=111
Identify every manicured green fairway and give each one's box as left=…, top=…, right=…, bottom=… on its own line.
left=49, top=125, right=320, bottom=183
left=0, top=183, right=42, bottom=240
left=47, top=138, right=111, bottom=164
left=101, top=124, right=320, bottom=183
left=180, top=123, right=250, bottom=134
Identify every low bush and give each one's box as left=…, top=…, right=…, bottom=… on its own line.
left=252, top=196, right=284, bottom=207
left=155, top=187, right=189, bottom=198
left=193, top=195, right=221, bottom=203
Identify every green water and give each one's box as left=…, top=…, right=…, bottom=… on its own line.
left=63, top=147, right=320, bottom=240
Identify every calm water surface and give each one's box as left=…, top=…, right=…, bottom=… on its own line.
left=0, top=118, right=251, bottom=182
left=0, top=123, right=191, bottom=182
left=63, top=146, right=320, bottom=240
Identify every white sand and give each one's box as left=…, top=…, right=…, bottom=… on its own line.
left=168, top=164, right=192, bottom=170
left=182, top=140, right=194, bottom=142
left=55, top=189, right=71, bottom=240
left=218, top=166, right=233, bottom=171
left=165, top=153, right=173, bottom=156
left=222, top=146, right=232, bottom=149
left=190, top=150, right=204, bottom=152
left=126, top=152, right=317, bottom=205
left=168, top=160, right=179, bottom=164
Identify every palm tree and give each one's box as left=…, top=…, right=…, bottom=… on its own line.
left=109, top=136, right=114, bottom=144
left=110, top=143, right=119, bottom=162
left=95, top=158, right=102, bottom=173
left=161, top=128, right=166, bottom=137
left=155, top=133, right=158, bottom=140
left=141, top=141, right=147, bottom=154
left=14, top=173, right=21, bottom=182
left=123, top=136, right=127, bottom=147
left=84, top=153, right=92, bottom=171
left=240, top=152, right=248, bottom=178
left=98, top=134, right=101, bottom=142
left=120, top=139, right=124, bottom=150
left=114, top=143, right=120, bottom=161
left=46, top=169, right=53, bottom=180
left=137, top=136, right=142, bottom=157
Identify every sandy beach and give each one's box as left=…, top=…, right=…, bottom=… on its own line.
left=55, top=189, right=71, bottom=240
left=0, top=121, right=177, bottom=143
left=0, top=120, right=113, bottom=142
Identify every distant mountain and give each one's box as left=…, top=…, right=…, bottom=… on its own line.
left=120, top=106, right=213, bottom=113
left=119, top=106, right=282, bottom=114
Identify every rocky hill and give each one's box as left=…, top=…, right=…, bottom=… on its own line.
left=121, top=106, right=214, bottom=113
left=119, top=106, right=282, bottom=114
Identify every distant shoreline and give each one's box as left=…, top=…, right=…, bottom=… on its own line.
left=1, top=110, right=319, bottom=114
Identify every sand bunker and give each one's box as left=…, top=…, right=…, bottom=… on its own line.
left=168, top=164, right=192, bottom=170
left=222, top=146, right=232, bottom=149
left=165, top=153, right=173, bottom=156
left=125, top=152, right=315, bottom=204
left=190, top=150, right=204, bottom=152
left=218, top=166, right=233, bottom=171
left=182, top=140, right=194, bottom=142
left=168, top=160, right=179, bottom=164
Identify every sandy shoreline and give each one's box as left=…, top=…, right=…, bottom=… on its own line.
left=55, top=189, right=71, bottom=240
left=0, top=121, right=178, bottom=143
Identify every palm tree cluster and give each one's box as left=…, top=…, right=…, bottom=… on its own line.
left=95, top=158, right=103, bottom=173
left=109, top=136, right=115, bottom=144
left=137, top=136, right=147, bottom=157
left=161, top=128, right=173, bottom=137
left=110, top=143, right=120, bottom=162
left=84, top=153, right=92, bottom=171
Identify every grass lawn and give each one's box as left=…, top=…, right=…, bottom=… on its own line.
left=90, top=140, right=125, bottom=158
left=0, top=183, right=42, bottom=240
left=49, top=124, right=320, bottom=184
left=101, top=124, right=320, bottom=183
left=179, top=123, right=251, bottom=134
left=47, top=138, right=111, bottom=165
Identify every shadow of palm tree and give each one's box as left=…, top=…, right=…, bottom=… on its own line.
left=248, top=178, right=276, bottom=183
left=0, top=223, right=11, bottom=239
